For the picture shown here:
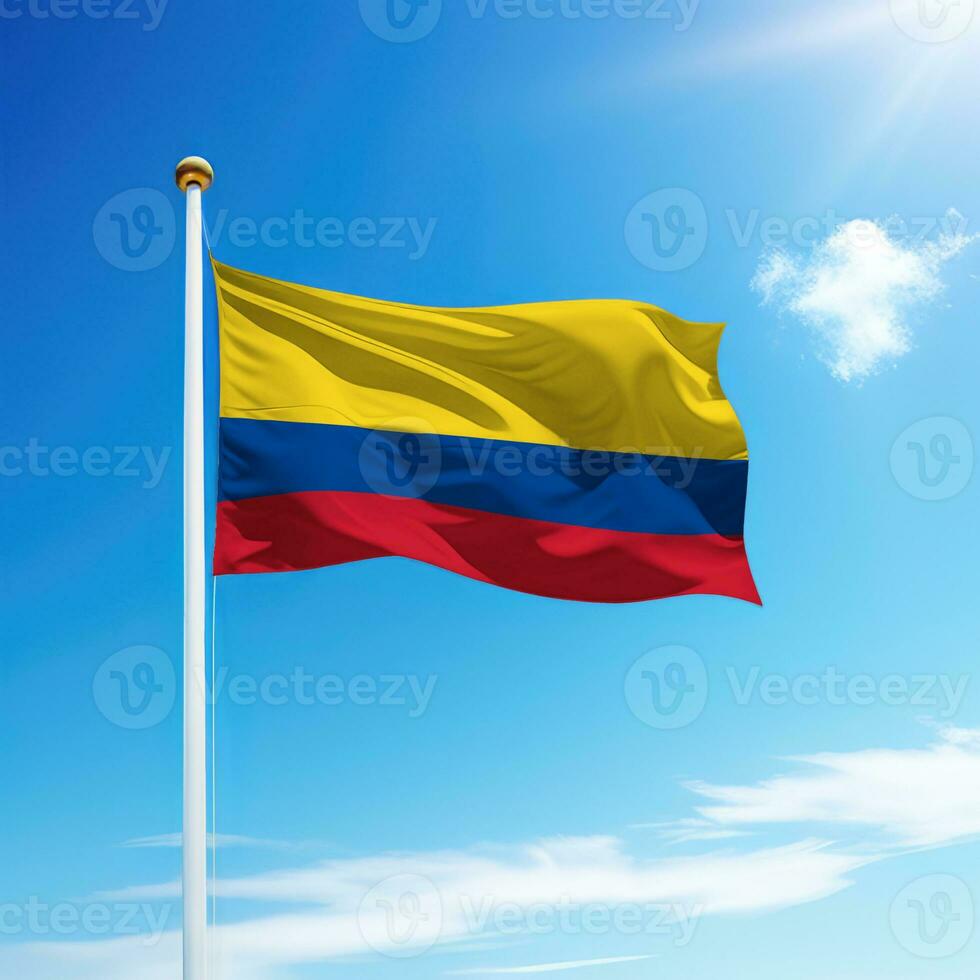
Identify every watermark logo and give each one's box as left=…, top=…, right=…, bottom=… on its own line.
left=205, top=210, right=438, bottom=259
left=890, top=875, right=974, bottom=958
left=360, top=0, right=699, bottom=36
left=360, top=0, right=443, bottom=42
left=460, top=897, right=702, bottom=943
left=0, top=0, right=169, bottom=30
left=95, top=194, right=439, bottom=268
left=358, top=874, right=444, bottom=958
left=93, top=189, right=175, bottom=272
left=725, top=666, right=969, bottom=717
left=0, top=440, right=171, bottom=489
left=93, top=646, right=176, bottom=730
left=0, top=898, right=172, bottom=944
left=890, top=417, right=973, bottom=501
left=726, top=207, right=968, bottom=252
left=359, top=424, right=443, bottom=498
left=625, top=645, right=708, bottom=730
left=210, top=668, right=438, bottom=717
left=625, top=188, right=708, bottom=272
left=889, top=0, right=975, bottom=43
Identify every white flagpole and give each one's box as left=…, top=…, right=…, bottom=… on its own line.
left=175, top=155, right=214, bottom=980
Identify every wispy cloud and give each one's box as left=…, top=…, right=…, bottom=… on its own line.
left=687, top=726, right=980, bottom=847
left=57, top=837, right=869, bottom=979
left=0, top=935, right=180, bottom=980
left=99, top=836, right=867, bottom=916
left=752, top=210, right=975, bottom=381
left=447, top=954, right=657, bottom=974
left=630, top=818, right=751, bottom=845
left=10, top=728, right=980, bottom=979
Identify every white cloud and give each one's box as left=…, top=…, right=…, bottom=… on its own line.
left=0, top=934, right=180, bottom=980
left=630, top=818, right=751, bottom=845
left=932, top=724, right=980, bottom=748
left=9, top=728, right=980, bottom=979
left=98, top=835, right=867, bottom=918
left=447, top=954, right=658, bottom=974
left=752, top=210, right=975, bottom=381
left=687, top=727, right=980, bottom=847
left=13, top=838, right=868, bottom=980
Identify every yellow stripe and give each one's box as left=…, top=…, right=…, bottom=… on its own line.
left=213, top=259, right=748, bottom=461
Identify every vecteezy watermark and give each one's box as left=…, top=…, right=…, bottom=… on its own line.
left=93, top=646, right=177, bottom=730
left=210, top=667, right=438, bottom=717
left=626, top=196, right=970, bottom=272
left=625, top=646, right=708, bottom=730
left=94, top=649, right=438, bottom=729
left=206, top=209, right=438, bottom=260
left=357, top=874, right=444, bottom=959
left=359, top=426, right=445, bottom=498
left=94, top=189, right=438, bottom=270
left=0, top=440, right=171, bottom=489
left=93, top=189, right=177, bottom=272
left=359, top=0, right=443, bottom=42
left=625, top=189, right=708, bottom=272
left=0, top=0, right=169, bottom=30
left=356, top=878, right=702, bottom=955
left=0, top=898, right=173, bottom=945
left=726, top=666, right=970, bottom=718
left=724, top=207, right=969, bottom=252
left=460, top=897, right=702, bottom=944
left=359, top=0, right=699, bottom=42
left=625, top=654, right=969, bottom=730
left=890, top=417, right=974, bottom=501
left=461, top=0, right=700, bottom=28
left=890, top=875, right=974, bottom=959
left=357, top=426, right=706, bottom=498
left=889, top=0, right=975, bottom=43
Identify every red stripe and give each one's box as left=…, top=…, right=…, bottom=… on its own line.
left=214, top=491, right=761, bottom=605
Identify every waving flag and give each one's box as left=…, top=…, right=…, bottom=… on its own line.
left=212, top=260, right=758, bottom=603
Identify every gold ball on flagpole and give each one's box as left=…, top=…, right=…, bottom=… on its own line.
left=175, top=156, right=214, bottom=192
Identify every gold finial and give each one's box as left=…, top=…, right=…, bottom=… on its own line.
left=175, top=156, right=214, bottom=192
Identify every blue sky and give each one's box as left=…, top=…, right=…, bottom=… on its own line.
left=2, top=0, right=979, bottom=977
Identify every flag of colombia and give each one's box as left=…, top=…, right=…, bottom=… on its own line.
left=212, top=260, right=759, bottom=604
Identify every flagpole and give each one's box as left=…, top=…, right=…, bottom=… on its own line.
left=175, top=155, right=213, bottom=980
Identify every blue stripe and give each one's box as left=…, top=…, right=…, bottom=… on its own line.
left=219, top=418, right=747, bottom=536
